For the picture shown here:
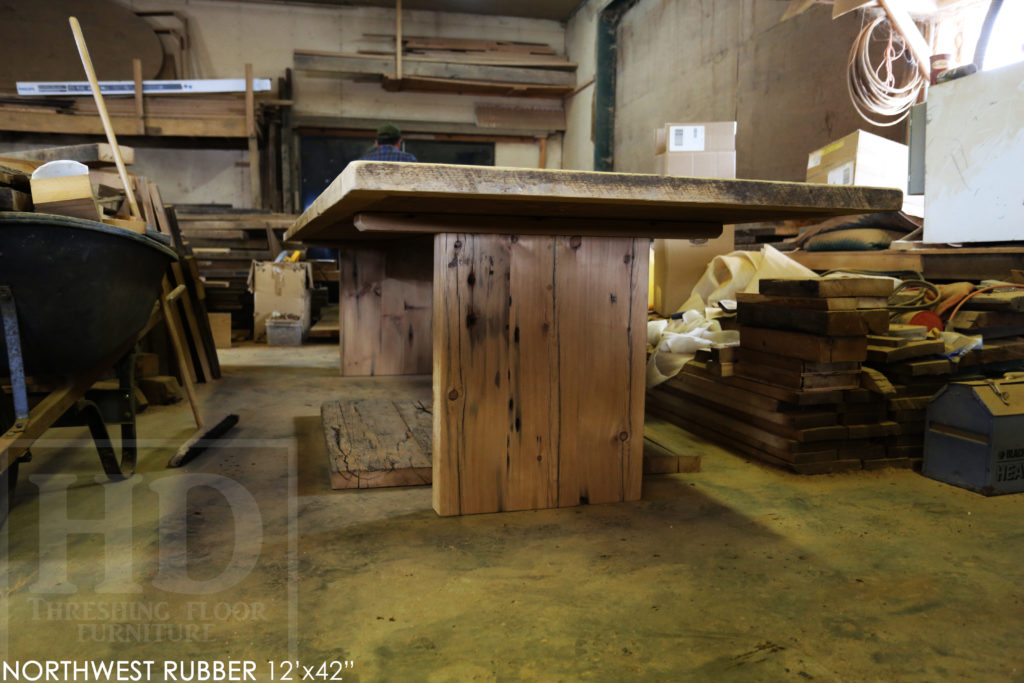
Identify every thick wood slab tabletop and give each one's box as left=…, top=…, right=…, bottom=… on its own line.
left=286, top=161, right=903, bottom=243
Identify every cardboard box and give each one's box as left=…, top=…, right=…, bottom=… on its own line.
left=806, top=129, right=915, bottom=215
left=806, top=129, right=909, bottom=190
left=651, top=226, right=735, bottom=316
left=655, top=151, right=736, bottom=178
left=650, top=121, right=738, bottom=315
left=248, top=261, right=313, bottom=341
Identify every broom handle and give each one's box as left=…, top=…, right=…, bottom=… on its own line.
left=68, top=16, right=142, bottom=220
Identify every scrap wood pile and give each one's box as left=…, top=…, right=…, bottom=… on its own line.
left=295, top=35, right=576, bottom=98
left=647, top=277, right=1024, bottom=474
left=649, top=277, right=902, bottom=474
left=0, top=142, right=222, bottom=403
left=175, top=208, right=300, bottom=330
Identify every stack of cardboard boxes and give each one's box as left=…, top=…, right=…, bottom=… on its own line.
left=650, top=121, right=738, bottom=316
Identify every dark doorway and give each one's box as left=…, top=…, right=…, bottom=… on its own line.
left=299, top=134, right=495, bottom=211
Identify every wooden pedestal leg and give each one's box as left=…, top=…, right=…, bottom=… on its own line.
left=432, top=233, right=648, bottom=516
left=337, top=239, right=432, bottom=376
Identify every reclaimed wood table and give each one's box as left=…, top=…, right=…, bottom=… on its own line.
left=287, top=162, right=901, bottom=516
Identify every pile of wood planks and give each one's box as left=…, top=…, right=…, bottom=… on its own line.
left=295, top=35, right=576, bottom=99
left=176, top=209, right=299, bottom=330
left=648, top=277, right=909, bottom=474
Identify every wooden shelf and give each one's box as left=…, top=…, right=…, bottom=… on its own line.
left=0, top=93, right=276, bottom=139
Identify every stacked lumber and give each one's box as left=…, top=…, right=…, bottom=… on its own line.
left=863, top=325, right=949, bottom=464
left=175, top=210, right=298, bottom=329
left=950, top=290, right=1024, bottom=339
left=295, top=36, right=576, bottom=98
left=648, top=277, right=907, bottom=474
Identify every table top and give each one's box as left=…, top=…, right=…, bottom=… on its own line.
left=286, top=162, right=903, bottom=243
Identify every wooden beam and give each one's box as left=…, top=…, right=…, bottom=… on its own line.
left=395, top=0, right=403, bottom=81
left=537, top=135, right=547, bottom=169
left=353, top=213, right=722, bottom=240
left=245, top=63, right=261, bottom=209
left=878, top=0, right=931, bottom=81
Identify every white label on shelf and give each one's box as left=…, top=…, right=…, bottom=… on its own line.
left=808, top=150, right=823, bottom=168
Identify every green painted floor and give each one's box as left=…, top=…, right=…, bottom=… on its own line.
left=3, top=343, right=1024, bottom=682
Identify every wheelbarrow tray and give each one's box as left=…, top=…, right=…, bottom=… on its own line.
left=0, top=211, right=177, bottom=377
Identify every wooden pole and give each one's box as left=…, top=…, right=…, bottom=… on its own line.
left=537, top=135, right=547, bottom=169
left=243, top=63, right=260, bottom=208
left=395, top=0, right=403, bottom=80
left=132, top=58, right=146, bottom=135
left=68, top=17, right=142, bottom=219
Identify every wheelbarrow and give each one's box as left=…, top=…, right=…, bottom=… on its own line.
left=0, top=211, right=177, bottom=525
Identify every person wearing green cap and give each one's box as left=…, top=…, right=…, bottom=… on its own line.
left=359, top=122, right=418, bottom=162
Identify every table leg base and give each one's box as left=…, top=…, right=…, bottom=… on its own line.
left=432, top=232, right=648, bottom=516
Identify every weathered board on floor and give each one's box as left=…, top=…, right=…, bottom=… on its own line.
left=322, top=399, right=433, bottom=489
left=285, top=162, right=903, bottom=242
left=432, top=233, right=647, bottom=516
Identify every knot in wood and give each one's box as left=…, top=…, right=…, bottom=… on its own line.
left=618, top=431, right=630, bottom=441
left=569, top=235, right=582, bottom=249
left=448, top=389, right=459, bottom=401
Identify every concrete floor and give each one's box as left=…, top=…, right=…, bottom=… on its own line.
left=3, top=342, right=1024, bottom=681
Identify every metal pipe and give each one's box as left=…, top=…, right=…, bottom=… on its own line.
left=594, top=0, right=640, bottom=171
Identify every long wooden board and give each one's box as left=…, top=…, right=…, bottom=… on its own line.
left=737, top=303, right=889, bottom=336
left=286, top=162, right=903, bottom=243
left=3, top=143, right=134, bottom=167
left=739, top=326, right=868, bottom=363
left=322, top=399, right=433, bottom=489
left=759, top=277, right=895, bottom=298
